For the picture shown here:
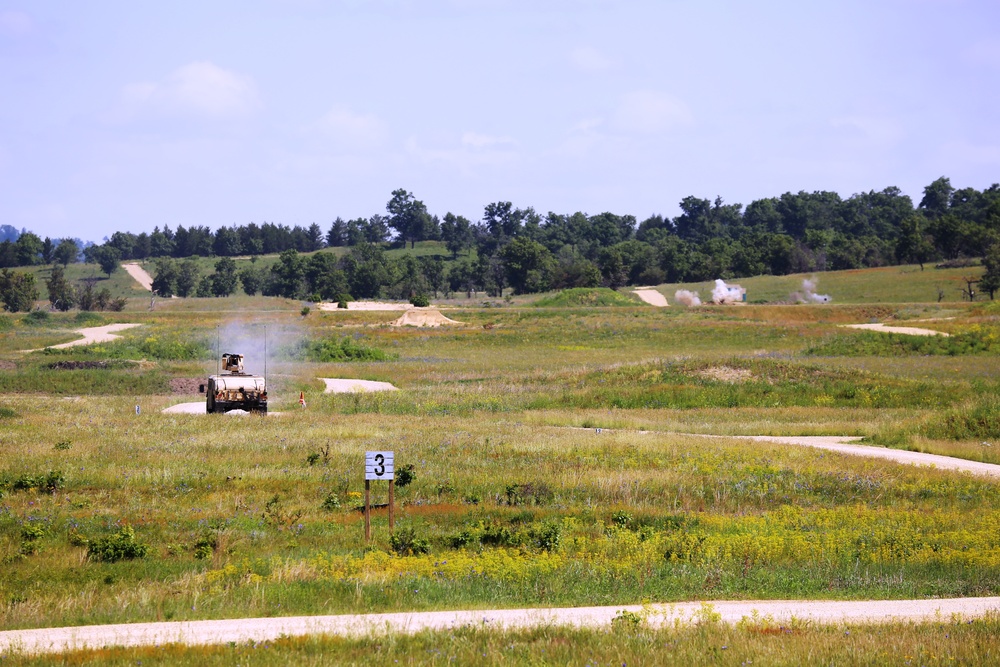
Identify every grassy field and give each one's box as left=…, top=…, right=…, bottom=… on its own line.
left=2, top=265, right=1000, bottom=661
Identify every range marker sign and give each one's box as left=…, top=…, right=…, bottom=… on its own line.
left=365, top=451, right=394, bottom=481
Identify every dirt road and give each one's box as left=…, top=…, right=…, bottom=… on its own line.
left=842, top=323, right=949, bottom=336
left=320, top=378, right=398, bottom=393
left=23, top=323, right=142, bottom=352
left=122, top=263, right=153, bottom=291
left=632, top=288, right=669, bottom=306
left=3, top=597, right=998, bottom=655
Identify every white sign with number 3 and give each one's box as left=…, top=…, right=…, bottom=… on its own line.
left=365, top=451, right=394, bottom=480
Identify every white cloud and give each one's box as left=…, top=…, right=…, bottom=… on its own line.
left=314, top=106, right=388, bottom=149
left=461, top=131, right=515, bottom=149
left=117, top=62, right=260, bottom=120
left=0, top=11, right=32, bottom=36
left=569, top=46, right=616, bottom=74
left=612, top=91, right=692, bottom=134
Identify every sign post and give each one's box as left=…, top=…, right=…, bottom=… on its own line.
left=364, top=451, right=395, bottom=542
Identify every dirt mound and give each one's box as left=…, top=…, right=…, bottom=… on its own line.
left=169, top=378, right=203, bottom=394
left=390, top=309, right=463, bottom=327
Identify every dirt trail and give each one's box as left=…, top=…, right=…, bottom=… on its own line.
left=320, top=378, right=398, bottom=393
left=686, top=434, right=1000, bottom=478
left=842, top=323, right=949, bottom=336
left=632, top=288, right=668, bottom=307
left=3, top=596, right=998, bottom=655
left=122, top=263, right=153, bottom=291
left=23, top=323, right=143, bottom=352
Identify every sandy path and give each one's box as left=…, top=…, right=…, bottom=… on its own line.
left=161, top=402, right=282, bottom=416
left=3, top=596, right=998, bottom=655
left=842, top=323, right=949, bottom=336
left=122, top=263, right=153, bottom=291
left=687, top=434, right=1000, bottom=478
left=24, top=323, right=143, bottom=352
left=321, top=378, right=398, bottom=393
left=632, top=288, right=668, bottom=307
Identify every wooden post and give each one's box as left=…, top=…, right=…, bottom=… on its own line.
left=364, top=479, right=371, bottom=542
left=388, top=479, right=395, bottom=532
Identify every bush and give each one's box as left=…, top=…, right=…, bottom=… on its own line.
left=320, top=492, right=341, bottom=511
left=304, top=337, right=397, bottom=362
left=23, top=310, right=50, bottom=326
left=924, top=395, right=1000, bottom=440
left=395, top=464, right=416, bottom=488
left=504, top=482, right=554, bottom=506
left=410, top=294, right=430, bottom=307
left=87, top=526, right=148, bottom=562
left=389, top=526, right=429, bottom=555
left=300, top=306, right=311, bottom=317
left=9, top=470, right=64, bottom=494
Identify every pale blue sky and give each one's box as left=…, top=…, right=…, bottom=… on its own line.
left=1, top=0, right=998, bottom=241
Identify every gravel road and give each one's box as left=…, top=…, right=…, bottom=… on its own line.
left=842, top=323, right=949, bottom=336
left=632, top=288, right=669, bottom=306
left=3, top=597, right=998, bottom=655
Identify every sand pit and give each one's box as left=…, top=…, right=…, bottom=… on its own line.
left=25, top=323, right=143, bottom=352
left=318, top=301, right=413, bottom=311
left=391, top=308, right=463, bottom=327
left=632, top=288, right=668, bottom=307
left=842, top=323, right=949, bottom=336
left=321, top=378, right=398, bottom=393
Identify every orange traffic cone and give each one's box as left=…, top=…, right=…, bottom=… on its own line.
left=299, top=391, right=306, bottom=408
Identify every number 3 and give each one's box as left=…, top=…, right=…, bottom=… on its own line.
left=375, top=454, right=385, bottom=476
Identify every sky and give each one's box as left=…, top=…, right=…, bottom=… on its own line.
left=1, top=0, right=998, bottom=242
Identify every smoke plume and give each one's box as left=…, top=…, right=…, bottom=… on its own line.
left=674, top=290, right=702, bottom=307
left=711, top=279, right=744, bottom=304
left=792, top=278, right=832, bottom=303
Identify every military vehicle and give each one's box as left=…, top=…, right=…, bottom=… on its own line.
left=199, top=353, right=267, bottom=414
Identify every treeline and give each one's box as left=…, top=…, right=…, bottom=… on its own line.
left=2, top=177, right=999, bottom=308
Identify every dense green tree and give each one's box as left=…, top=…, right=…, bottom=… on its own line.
left=211, top=257, right=239, bottom=296
left=175, top=259, right=200, bottom=297
left=387, top=189, right=431, bottom=248
left=919, top=176, right=954, bottom=220
left=16, top=232, right=43, bottom=266
left=45, top=266, right=75, bottom=311
left=90, top=245, right=122, bottom=277
left=980, top=243, right=1000, bottom=300
left=500, top=236, right=554, bottom=294
left=267, top=249, right=307, bottom=298
left=0, top=269, right=39, bottom=312
left=441, top=213, right=473, bottom=258
left=238, top=266, right=265, bottom=296
left=151, top=258, right=178, bottom=297
left=41, top=237, right=54, bottom=264
left=213, top=226, right=243, bottom=257
left=326, top=218, right=348, bottom=247
left=341, top=243, right=393, bottom=299
left=52, top=239, right=79, bottom=266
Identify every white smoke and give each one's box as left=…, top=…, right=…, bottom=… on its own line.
left=212, top=320, right=305, bottom=377
left=793, top=278, right=832, bottom=304
left=711, top=279, right=744, bottom=305
left=674, top=289, right=702, bottom=307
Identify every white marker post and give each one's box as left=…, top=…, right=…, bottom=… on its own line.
left=364, top=451, right=395, bottom=542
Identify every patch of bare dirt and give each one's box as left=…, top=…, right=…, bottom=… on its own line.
left=318, top=301, right=413, bottom=311
left=0, top=360, right=15, bottom=370
left=632, top=288, right=668, bottom=307
left=320, top=378, right=398, bottom=393
left=698, top=366, right=754, bottom=383
left=47, top=360, right=137, bottom=370
left=391, top=309, right=463, bottom=327
left=122, top=263, right=154, bottom=291
left=170, top=378, right=203, bottom=395
left=842, top=323, right=949, bottom=337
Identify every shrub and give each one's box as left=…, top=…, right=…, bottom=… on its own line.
left=530, top=521, right=562, bottom=551
left=389, top=526, right=429, bottom=555
left=0, top=407, right=17, bottom=419
left=23, top=310, right=50, bottom=325
left=300, top=306, right=311, bottom=317
left=10, top=470, right=64, bottom=494
left=320, top=492, right=341, bottom=511
left=87, top=526, right=148, bottom=562
left=395, top=464, right=416, bottom=488
left=410, top=294, right=430, bottom=307
left=193, top=534, right=216, bottom=560
left=304, top=337, right=397, bottom=362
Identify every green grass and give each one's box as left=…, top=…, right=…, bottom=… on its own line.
left=2, top=269, right=1000, bottom=667
left=533, top=287, right=645, bottom=307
